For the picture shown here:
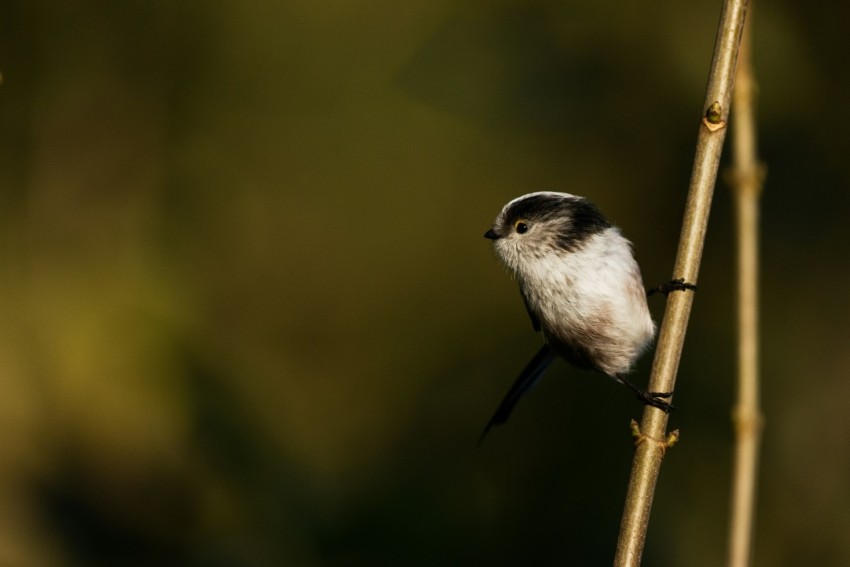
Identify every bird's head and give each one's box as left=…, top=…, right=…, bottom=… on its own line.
left=484, top=191, right=611, bottom=274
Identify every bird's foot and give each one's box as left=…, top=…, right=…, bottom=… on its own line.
left=615, top=374, right=676, bottom=413
left=638, top=390, right=675, bottom=413
left=647, top=278, right=697, bottom=297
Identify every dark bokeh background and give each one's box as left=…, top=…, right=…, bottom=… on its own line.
left=2, top=1, right=849, bottom=565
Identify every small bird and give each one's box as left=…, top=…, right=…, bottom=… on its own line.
left=480, top=192, right=691, bottom=442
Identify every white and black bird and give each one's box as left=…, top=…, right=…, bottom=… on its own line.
left=481, top=191, right=693, bottom=442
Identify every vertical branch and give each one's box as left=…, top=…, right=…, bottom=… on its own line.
left=613, top=0, right=749, bottom=565
left=726, top=11, right=765, bottom=567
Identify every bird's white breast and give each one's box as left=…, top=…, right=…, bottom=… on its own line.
left=516, top=228, right=655, bottom=375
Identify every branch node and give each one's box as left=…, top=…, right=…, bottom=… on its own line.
left=705, top=101, right=723, bottom=123
left=629, top=420, right=680, bottom=452
left=702, top=117, right=727, bottom=132
left=723, top=163, right=768, bottom=195
left=702, top=101, right=728, bottom=131
left=665, top=429, right=681, bottom=448
left=731, top=406, right=765, bottom=436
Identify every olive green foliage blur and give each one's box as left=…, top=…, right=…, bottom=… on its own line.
left=1, top=1, right=850, bottom=565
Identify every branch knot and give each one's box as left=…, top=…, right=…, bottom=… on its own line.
left=630, top=419, right=680, bottom=454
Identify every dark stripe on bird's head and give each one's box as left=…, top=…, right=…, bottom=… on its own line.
left=556, top=197, right=611, bottom=250
left=504, top=193, right=611, bottom=250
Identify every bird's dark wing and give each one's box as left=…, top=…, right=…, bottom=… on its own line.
left=521, top=287, right=541, bottom=332
left=478, top=344, right=557, bottom=444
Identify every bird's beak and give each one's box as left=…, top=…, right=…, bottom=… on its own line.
left=484, top=229, right=500, bottom=240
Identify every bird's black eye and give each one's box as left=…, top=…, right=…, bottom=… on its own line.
left=514, top=221, right=528, bottom=234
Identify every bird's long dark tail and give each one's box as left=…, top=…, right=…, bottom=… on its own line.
left=478, top=344, right=557, bottom=444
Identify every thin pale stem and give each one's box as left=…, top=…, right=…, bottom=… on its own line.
left=613, top=0, right=750, bottom=565
left=726, top=12, right=765, bottom=567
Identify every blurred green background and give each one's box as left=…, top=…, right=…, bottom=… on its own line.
left=2, top=1, right=849, bottom=565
